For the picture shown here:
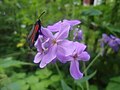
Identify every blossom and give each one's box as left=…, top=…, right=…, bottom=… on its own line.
left=100, top=34, right=120, bottom=52
left=33, top=35, right=49, bottom=68
left=63, top=19, right=81, bottom=28
left=58, top=42, right=90, bottom=79
left=47, top=21, right=62, bottom=32
left=35, top=21, right=74, bottom=68
left=47, top=19, right=81, bottom=32
left=108, top=35, right=120, bottom=51
left=99, top=34, right=110, bottom=55
left=102, top=34, right=110, bottom=43
left=73, top=28, right=83, bottom=41
left=33, top=19, right=90, bottom=80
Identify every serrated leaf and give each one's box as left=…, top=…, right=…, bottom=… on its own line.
left=30, top=80, right=51, bottom=90
left=50, top=75, right=60, bottom=82
left=26, top=75, right=39, bottom=84
left=35, top=68, right=52, bottom=79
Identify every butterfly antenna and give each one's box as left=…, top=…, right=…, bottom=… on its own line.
left=38, top=11, right=45, bottom=19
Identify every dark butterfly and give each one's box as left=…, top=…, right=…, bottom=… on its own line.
left=27, top=12, right=45, bottom=48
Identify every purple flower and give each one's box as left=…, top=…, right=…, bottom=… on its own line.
left=100, top=34, right=120, bottom=52
left=116, top=38, right=120, bottom=45
left=47, top=21, right=62, bottom=32
left=58, top=42, right=90, bottom=79
left=99, top=34, right=110, bottom=55
left=33, top=19, right=90, bottom=80
left=73, top=28, right=83, bottom=41
left=34, top=35, right=49, bottom=68
left=47, top=19, right=81, bottom=32
left=63, top=19, right=81, bottom=27
left=108, top=35, right=120, bottom=51
left=34, top=21, right=75, bottom=68
left=102, top=34, right=110, bottom=43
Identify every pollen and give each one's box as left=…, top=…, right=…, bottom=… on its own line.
left=52, top=39, right=57, bottom=44
left=73, top=54, right=78, bottom=59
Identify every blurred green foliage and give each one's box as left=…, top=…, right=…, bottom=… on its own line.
left=0, top=0, right=120, bottom=90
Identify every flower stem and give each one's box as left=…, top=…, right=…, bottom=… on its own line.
left=55, top=63, right=62, bottom=79
left=83, top=62, right=89, bottom=90
left=83, top=52, right=101, bottom=74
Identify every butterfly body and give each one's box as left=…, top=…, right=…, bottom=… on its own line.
left=27, top=11, right=45, bottom=48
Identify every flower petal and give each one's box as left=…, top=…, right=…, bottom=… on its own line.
left=74, top=42, right=86, bottom=54
left=70, top=60, right=83, bottom=79
left=57, top=46, right=73, bottom=63
left=108, top=40, right=117, bottom=47
left=39, top=44, right=57, bottom=68
left=39, top=61, right=47, bottom=68
left=56, top=46, right=67, bottom=63
left=74, top=30, right=83, bottom=41
left=42, top=38, right=50, bottom=51
left=116, top=38, right=120, bottom=45
left=41, top=28, right=54, bottom=38
left=102, top=34, right=110, bottom=43
left=63, top=19, right=81, bottom=27
left=34, top=35, right=43, bottom=52
left=56, top=22, right=70, bottom=39
left=34, top=52, right=43, bottom=63
left=58, top=40, right=75, bottom=56
left=78, top=51, right=90, bottom=61
left=47, top=21, right=62, bottom=32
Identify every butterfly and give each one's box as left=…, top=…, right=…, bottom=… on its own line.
left=27, top=11, right=45, bottom=48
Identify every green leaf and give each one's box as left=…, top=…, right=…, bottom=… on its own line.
left=106, top=76, right=120, bottom=90
left=1, top=80, right=29, bottom=90
left=81, top=9, right=102, bottom=16
left=50, top=75, right=61, bottom=82
left=35, top=68, right=52, bottom=79
left=30, top=80, right=51, bottom=90
left=75, top=71, right=96, bottom=85
left=0, top=57, right=33, bottom=68
left=30, top=75, right=60, bottom=90
left=26, top=75, right=39, bottom=84
left=90, top=85, right=98, bottom=90
left=11, top=73, right=26, bottom=79
left=61, top=80, right=72, bottom=90
left=106, top=26, right=120, bottom=34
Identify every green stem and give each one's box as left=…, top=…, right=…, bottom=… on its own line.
left=83, top=52, right=101, bottom=74
left=55, top=63, right=62, bottom=79
left=79, top=83, right=84, bottom=90
left=83, top=62, right=89, bottom=90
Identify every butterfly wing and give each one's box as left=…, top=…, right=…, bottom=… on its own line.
left=27, top=20, right=41, bottom=48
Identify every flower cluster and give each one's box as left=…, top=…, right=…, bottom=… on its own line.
left=34, top=20, right=90, bottom=79
left=101, top=34, right=120, bottom=52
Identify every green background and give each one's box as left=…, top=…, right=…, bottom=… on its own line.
left=0, top=0, right=120, bottom=90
